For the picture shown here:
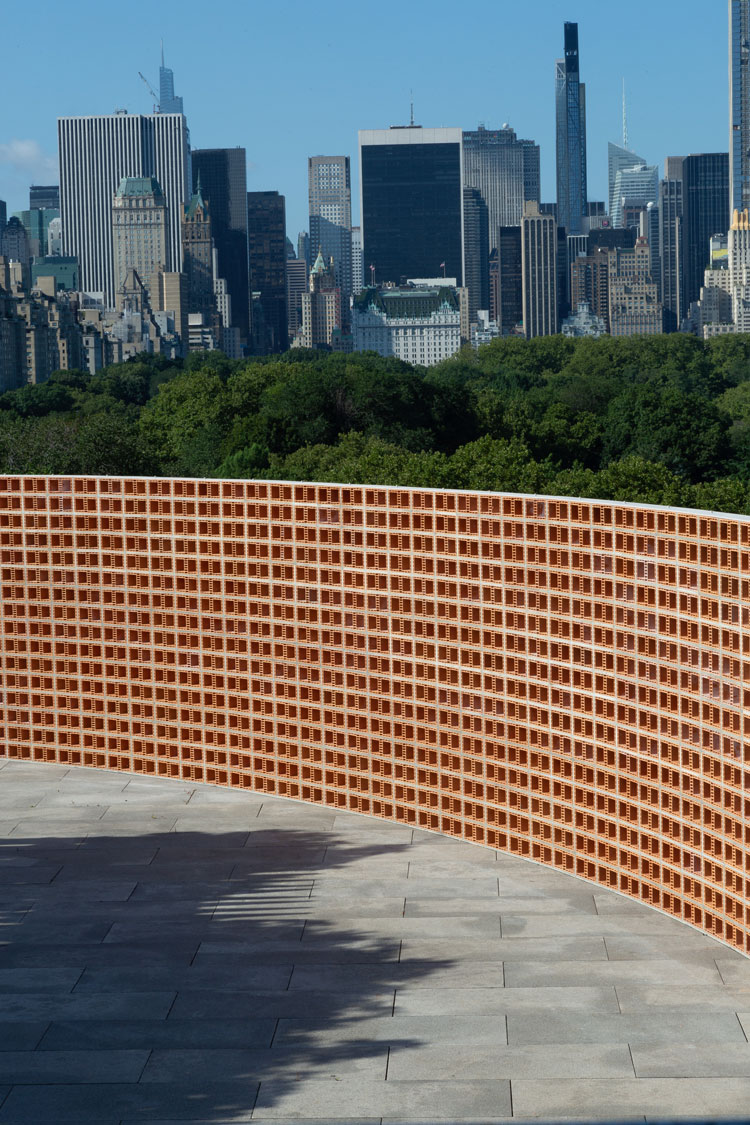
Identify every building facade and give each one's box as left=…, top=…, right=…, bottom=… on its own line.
left=463, top=124, right=540, bottom=244
left=608, top=236, right=663, bottom=335
left=610, top=164, right=659, bottom=229
left=463, top=187, right=490, bottom=325
left=659, top=173, right=684, bottom=332
left=2, top=475, right=750, bottom=957
left=730, top=0, right=750, bottom=214
left=111, top=177, right=168, bottom=304
left=521, top=202, right=557, bottom=338
left=296, top=251, right=342, bottom=349
left=359, top=127, right=464, bottom=286
left=308, top=156, right=352, bottom=313
left=191, top=149, right=250, bottom=343
left=681, top=153, right=730, bottom=311
left=58, top=112, right=190, bottom=304
left=352, top=285, right=462, bottom=366
left=247, top=190, right=289, bottom=354
left=555, top=22, right=588, bottom=234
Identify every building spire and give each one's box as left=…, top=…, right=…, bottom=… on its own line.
left=622, top=78, right=629, bottom=150
left=161, top=39, right=164, bottom=69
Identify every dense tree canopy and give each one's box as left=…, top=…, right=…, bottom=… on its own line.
left=3, top=334, right=750, bottom=513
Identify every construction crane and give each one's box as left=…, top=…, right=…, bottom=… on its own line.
left=138, top=72, right=160, bottom=112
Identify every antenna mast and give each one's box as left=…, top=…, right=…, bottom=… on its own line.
left=410, top=90, right=414, bottom=128
left=622, top=78, right=629, bottom=150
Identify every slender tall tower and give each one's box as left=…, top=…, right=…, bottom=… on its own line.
left=730, top=2, right=750, bottom=214
left=555, top=22, right=588, bottom=234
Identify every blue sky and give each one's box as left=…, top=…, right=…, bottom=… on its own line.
left=0, top=0, right=729, bottom=239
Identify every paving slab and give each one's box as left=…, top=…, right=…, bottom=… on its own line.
left=140, top=1045, right=389, bottom=1082
left=394, top=985, right=619, bottom=1016
left=0, top=1023, right=49, bottom=1051
left=274, top=1013, right=510, bottom=1047
left=504, top=958, right=724, bottom=988
left=506, top=1009, right=748, bottom=1045
left=0, top=1082, right=260, bottom=1122
left=631, top=1042, right=750, bottom=1077
left=38, top=1017, right=277, bottom=1050
left=387, top=1042, right=635, bottom=1081
left=251, top=1079, right=513, bottom=1119
left=0, top=1048, right=149, bottom=1083
left=511, top=1077, right=750, bottom=1118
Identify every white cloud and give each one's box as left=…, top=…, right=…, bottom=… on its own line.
left=0, top=139, right=58, bottom=179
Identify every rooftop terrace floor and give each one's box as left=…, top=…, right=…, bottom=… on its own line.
left=1, top=758, right=750, bottom=1123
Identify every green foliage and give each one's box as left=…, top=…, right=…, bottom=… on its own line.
left=5, top=334, right=750, bottom=514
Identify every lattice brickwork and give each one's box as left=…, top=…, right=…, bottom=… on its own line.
left=1, top=475, right=749, bottom=951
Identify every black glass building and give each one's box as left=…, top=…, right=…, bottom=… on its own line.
left=555, top=22, right=588, bottom=235
left=247, top=190, right=289, bottom=354
left=681, top=153, right=729, bottom=311
left=359, top=127, right=464, bottom=286
left=192, top=149, right=250, bottom=341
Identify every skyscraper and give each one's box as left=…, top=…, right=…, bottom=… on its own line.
left=192, top=149, right=250, bottom=341
left=462, top=125, right=540, bottom=245
left=247, top=190, right=289, bottom=353
left=181, top=178, right=215, bottom=322
left=681, top=153, right=730, bottom=310
left=608, top=142, right=645, bottom=220
left=29, top=186, right=59, bottom=211
left=159, top=46, right=184, bottom=115
left=730, top=1, right=750, bottom=215
left=659, top=169, right=684, bottom=333
left=58, top=112, right=191, bottom=303
left=521, top=201, right=558, bottom=337
left=463, top=188, right=490, bottom=323
left=351, top=226, right=363, bottom=295
left=359, top=127, right=464, bottom=286
left=555, top=22, right=588, bottom=234
left=610, top=164, right=659, bottom=229
left=308, top=156, right=352, bottom=312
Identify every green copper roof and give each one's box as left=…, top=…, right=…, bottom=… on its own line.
left=354, top=286, right=460, bottom=318
left=311, top=249, right=327, bottom=275
left=115, top=177, right=164, bottom=199
left=185, top=174, right=209, bottom=219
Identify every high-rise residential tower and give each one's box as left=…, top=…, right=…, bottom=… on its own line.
left=462, top=125, right=540, bottom=245
left=660, top=166, right=684, bottom=333
left=308, top=156, right=352, bottom=311
left=730, top=1, right=750, bottom=214
left=247, top=190, right=289, bottom=353
left=359, top=126, right=464, bottom=286
left=58, top=112, right=191, bottom=303
left=192, top=149, right=250, bottom=341
left=555, top=22, right=588, bottom=234
left=681, top=153, right=730, bottom=310
left=521, top=201, right=558, bottom=337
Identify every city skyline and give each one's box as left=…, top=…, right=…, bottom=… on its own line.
left=0, top=0, right=728, bottom=240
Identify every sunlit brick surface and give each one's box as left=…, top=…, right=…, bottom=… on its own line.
left=1, top=475, right=749, bottom=953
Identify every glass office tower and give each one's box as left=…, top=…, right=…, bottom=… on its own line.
left=359, top=127, right=464, bottom=286
left=555, top=22, right=587, bottom=235
left=192, top=149, right=250, bottom=341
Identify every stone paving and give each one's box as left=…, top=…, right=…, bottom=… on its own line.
left=1, top=758, right=750, bottom=1123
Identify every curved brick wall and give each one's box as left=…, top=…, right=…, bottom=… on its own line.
left=1, top=475, right=749, bottom=952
